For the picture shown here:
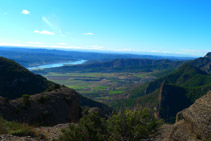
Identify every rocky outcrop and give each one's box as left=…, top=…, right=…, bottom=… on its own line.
left=158, top=82, right=191, bottom=123
left=171, top=91, right=211, bottom=140
left=158, top=91, right=211, bottom=141
left=0, top=87, right=80, bottom=126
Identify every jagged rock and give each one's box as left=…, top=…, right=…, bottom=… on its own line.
left=158, top=82, right=190, bottom=123
left=157, top=91, right=211, bottom=141
left=0, top=87, right=80, bottom=126
left=172, top=91, right=211, bottom=140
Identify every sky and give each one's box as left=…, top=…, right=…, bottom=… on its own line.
left=0, top=0, right=210, bottom=57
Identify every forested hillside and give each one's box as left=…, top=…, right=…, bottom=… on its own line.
left=113, top=53, right=211, bottom=123
left=0, top=57, right=59, bottom=99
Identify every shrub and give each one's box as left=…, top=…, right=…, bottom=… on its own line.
left=10, top=129, right=35, bottom=137
left=37, top=95, right=49, bottom=104
left=45, top=84, right=61, bottom=92
left=107, top=107, right=162, bottom=140
left=0, top=116, right=8, bottom=134
left=56, top=112, right=107, bottom=141
left=65, top=96, right=72, bottom=105
left=22, top=94, right=31, bottom=109
left=0, top=116, right=45, bottom=139
left=56, top=107, right=162, bottom=141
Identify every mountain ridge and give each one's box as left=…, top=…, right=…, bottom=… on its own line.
left=115, top=54, right=211, bottom=123
left=0, top=57, right=60, bottom=99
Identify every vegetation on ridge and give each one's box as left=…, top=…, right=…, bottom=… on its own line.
left=0, top=116, right=45, bottom=139
left=56, top=107, right=162, bottom=141
left=0, top=57, right=60, bottom=99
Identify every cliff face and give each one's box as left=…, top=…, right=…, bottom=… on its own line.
left=139, top=63, right=211, bottom=123
left=158, top=91, right=211, bottom=141
left=171, top=91, right=211, bottom=140
left=0, top=87, right=80, bottom=126
left=158, top=82, right=191, bottom=123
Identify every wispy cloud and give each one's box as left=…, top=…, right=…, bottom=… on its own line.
left=82, top=33, right=95, bottom=35
left=34, top=30, right=55, bottom=35
left=28, top=42, right=43, bottom=45
left=57, top=43, right=67, bottom=45
left=42, top=16, right=65, bottom=36
left=42, top=16, right=54, bottom=28
left=21, top=10, right=30, bottom=15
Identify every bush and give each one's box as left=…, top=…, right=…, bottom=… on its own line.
left=107, top=107, right=161, bottom=140
left=56, top=107, right=162, bottom=141
left=10, top=129, right=35, bottom=137
left=56, top=112, right=107, bottom=141
left=22, top=94, right=31, bottom=109
left=37, top=95, right=49, bottom=104
left=0, top=116, right=45, bottom=138
left=0, top=116, right=8, bottom=134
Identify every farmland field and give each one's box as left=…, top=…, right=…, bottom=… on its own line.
left=44, top=71, right=163, bottom=104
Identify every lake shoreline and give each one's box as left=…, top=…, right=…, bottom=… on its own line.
left=27, top=60, right=87, bottom=70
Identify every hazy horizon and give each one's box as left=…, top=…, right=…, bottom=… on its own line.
left=0, top=45, right=200, bottom=58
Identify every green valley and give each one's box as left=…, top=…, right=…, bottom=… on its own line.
left=43, top=69, right=177, bottom=105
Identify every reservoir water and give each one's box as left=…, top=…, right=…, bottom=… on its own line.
left=28, top=60, right=86, bottom=70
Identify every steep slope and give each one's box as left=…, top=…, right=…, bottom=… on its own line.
left=157, top=91, right=211, bottom=141
left=190, top=52, right=211, bottom=74
left=173, top=91, right=211, bottom=140
left=0, top=57, right=60, bottom=99
left=0, top=57, right=112, bottom=125
left=158, top=91, right=211, bottom=141
left=144, top=64, right=211, bottom=122
left=118, top=55, right=211, bottom=122
left=0, top=87, right=80, bottom=126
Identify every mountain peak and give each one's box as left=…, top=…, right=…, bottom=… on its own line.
left=205, top=52, right=211, bottom=58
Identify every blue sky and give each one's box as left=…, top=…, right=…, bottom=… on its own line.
left=0, top=0, right=210, bottom=56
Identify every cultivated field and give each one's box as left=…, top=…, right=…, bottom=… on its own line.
left=44, top=72, right=158, bottom=104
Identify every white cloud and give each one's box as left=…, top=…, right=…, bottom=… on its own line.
left=21, top=10, right=30, bottom=15
left=82, top=33, right=95, bottom=35
left=34, top=30, right=55, bottom=35
left=57, top=43, right=67, bottom=45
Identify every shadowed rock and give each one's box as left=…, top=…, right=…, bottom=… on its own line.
left=0, top=87, right=80, bottom=126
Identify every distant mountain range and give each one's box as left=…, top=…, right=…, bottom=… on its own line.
left=33, top=58, right=185, bottom=74
left=0, top=46, right=194, bottom=67
left=114, top=52, right=211, bottom=123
